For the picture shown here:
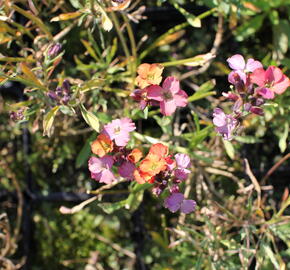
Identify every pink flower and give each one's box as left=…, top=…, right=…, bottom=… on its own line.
left=164, top=193, right=196, bottom=214
left=147, top=76, right=188, bottom=116
left=118, top=161, right=135, bottom=180
left=88, top=156, right=116, bottom=184
left=213, top=108, right=238, bottom=140
left=227, top=54, right=262, bottom=84
left=174, top=153, right=191, bottom=180
left=103, top=118, right=136, bottom=146
left=251, top=66, right=290, bottom=99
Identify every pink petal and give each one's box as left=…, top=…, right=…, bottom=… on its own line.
left=175, top=153, right=191, bottom=169
left=272, top=75, right=290, bottom=94
left=174, top=90, right=188, bottom=107
left=213, top=108, right=226, bottom=127
left=228, top=70, right=246, bottom=84
left=180, top=200, right=196, bottom=214
left=147, top=85, right=163, bottom=101
left=98, top=169, right=116, bottom=184
left=88, top=157, right=103, bottom=174
left=250, top=68, right=266, bottom=86
left=162, top=76, right=180, bottom=94
left=114, top=131, right=130, bottom=146
left=120, top=118, right=136, bottom=132
left=227, top=54, right=246, bottom=70
left=160, top=99, right=177, bottom=116
left=245, top=59, right=263, bottom=72
left=265, top=66, right=283, bottom=84
left=256, top=87, right=275, bottom=99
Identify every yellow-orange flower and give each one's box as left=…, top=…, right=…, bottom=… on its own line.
left=128, top=148, right=143, bottom=163
left=148, top=143, right=168, bottom=157
left=136, top=63, right=164, bottom=89
left=91, top=134, right=113, bottom=157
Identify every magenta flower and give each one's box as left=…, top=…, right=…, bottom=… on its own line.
left=251, top=66, right=290, bottom=99
left=147, top=76, right=188, bottom=116
left=174, top=153, right=191, bottom=180
left=227, top=54, right=262, bottom=84
left=164, top=193, right=196, bottom=214
left=88, top=156, right=116, bottom=184
left=103, top=118, right=136, bottom=147
left=118, top=161, right=135, bottom=180
left=213, top=108, right=238, bottom=140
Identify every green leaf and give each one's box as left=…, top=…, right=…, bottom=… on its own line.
left=223, top=140, right=235, bottom=159
left=188, top=91, right=216, bottom=102
left=261, top=243, right=280, bottom=269
left=278, top=122, right=289, bottom=153
left=75, top=134, right=97, bottom=168
left=98, top=200, right=126, bottom=214
left=43, top=106, right=59, bottom=137
left=79, top=104, right=100, bottom=132
left=234, top=14, right=265, bottom=41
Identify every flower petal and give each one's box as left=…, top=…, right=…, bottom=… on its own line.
left=174, top=90, right=188, bottom=107
left=271, top=75, right=290, bottom=94
left=227, top=54, right=246, bottom=70
left=160, top=99, right=177, bottom=116
left=162, top=76, right=180, bottom=94
left=245, top=58, right=263, bottom=72
left=147, top=85, right=163, bottom=101
left=164, top=193, right=184, bottom=213
left=256, top=87, right=275, bottom=99
left=180, top=200, right=196, bottom=214
left=250, top=68, right=266, bottom=86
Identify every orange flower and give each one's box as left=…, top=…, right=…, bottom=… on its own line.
left=136, top=63, right=164, bottom=89
left=128, top=148, right=143, bottom=163
left=139, top=154, right=167, bottom=177
left=133, top=169, right=154, bottom=184
left=91, top=134, right=113, bottom=157
left=148, top=143, right=168, bottom=157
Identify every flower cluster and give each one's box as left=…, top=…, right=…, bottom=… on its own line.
left=131, top=63, right=188, bottom=116
left=88, top=118, right=196, bottom=214
left=47, top=80, right=71, bottom=105
left=213, top=54, right=290, bottom=140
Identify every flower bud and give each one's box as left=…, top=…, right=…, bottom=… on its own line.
left=48, top=43, right=62, bottom=57
left=250, top=106, right=264, bottom=116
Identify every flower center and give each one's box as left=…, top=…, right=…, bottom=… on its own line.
left=114, top=126, right=121, bottom=135
left=162, top=90, right=173, bottom=101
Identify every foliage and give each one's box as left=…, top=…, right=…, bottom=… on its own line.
left=0, top=0, right=289, bottom=269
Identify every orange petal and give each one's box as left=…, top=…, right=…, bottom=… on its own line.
left=91, top=134, right=113, bottom=157
left=128, top=148, right=143, bottom=163
left=149, top=143, right=168, bottom=157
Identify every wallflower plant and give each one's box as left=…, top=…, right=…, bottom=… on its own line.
left=213, top=54, right=290, bottom=140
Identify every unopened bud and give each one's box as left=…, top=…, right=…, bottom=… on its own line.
left=250, top=106, right=264, bottom=116
left=48, top=43, right=62, bottom=57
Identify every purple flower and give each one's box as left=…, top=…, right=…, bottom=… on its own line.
left=147, top=76, right=188, bottom=116
left=88, top=156, right=115, bottom=184
left=174, top=153, right=191, bottom=180
left=227, top=54, right=262, bottom=84
left=103, top=118, right=136, bottom=147
left=118, top=161, right=135, bottom=180
left=213, top=108, right=238, bottom=140
left=164, top=193, right=196, bottom=214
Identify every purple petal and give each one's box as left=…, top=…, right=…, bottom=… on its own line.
left=180, top=200, right=196, bottom=214
left=164, top=193, right=184, bottom=213
left=227, top=54, right=245, bottom=70
left=245, top=59, right=263, bottom=72
left=174, top=169, right=190, bottom=180
left=228, top=70, right=247, bottom=85
left=101, top=155, right=114, bottom=169
left=118, top=162, right=135, bottom=180
left=98, top=169, right=116, bottom=184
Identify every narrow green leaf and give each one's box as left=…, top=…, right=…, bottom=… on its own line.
left=223, top=140, right=235, bottom=159
left=43, top=106, right=59, bottom=137
left=79, top=104, right=100, bottom=132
